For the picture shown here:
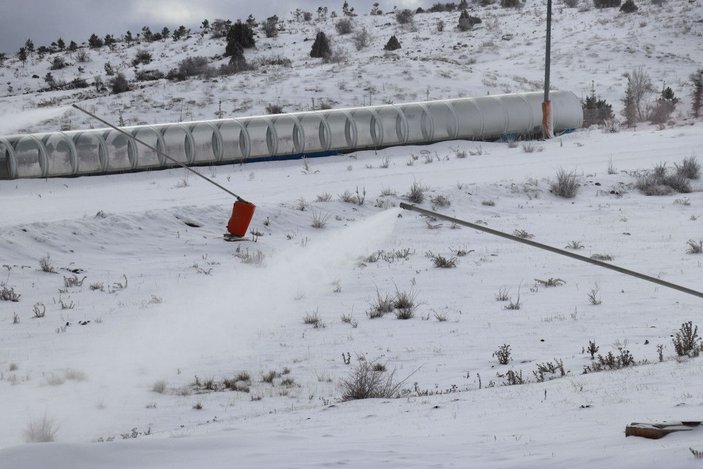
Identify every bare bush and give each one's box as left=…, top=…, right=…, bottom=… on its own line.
left=311, top=210, right=330, bottom=229
left=0, top=286, right=20, bottom=302
left=406, top=181, right=425, bottom=203
left=132, top=49, right=152, bottom=66
left=24, top=414, right=58, bottom=443
left=426, top=251, right=458, bottom=268
left=513, top=229, right=534, bottom=239
left=551, top=169, right=578, bottom=198
left=686, top=240, right=703, bottom=254
left=152, top=380, right=167, bottom=393
left=323, top=47, right=349, bottom=64
left=494, top=344, right=511, bottom=365
left=265, top=103, right=284, bottom=114
left=368, top=289, right=394, bottom=318
left=340, top=358, right=402, bottom=401
left=636, top=163, right=692, bottom=195
left=64, top=275, right=86, bottom=288
left=338, top=186, right=365, bottom=205
left=672, top=321, right=700, bottom=357
left=583, top=348, right=636, bottom=373
left=32, top=303, right=46, bottom=318
left=395, top=9, right=415, bottom=25
left=495, top=287, right=510, bottom=301
left=675, top=156, right=700, bottom=180
left=39, top=255, right=56, bottom=273
left=178, top=56, right=209, bottom=77
left=352, top=28, right=371, bottom=50
left=335, top=18, right=354, bottom=35
left=430, top=194, right=450, bottom=208
left=587, top=283, right=602, bottom=305
left=303, top=310, right=325, bottom=328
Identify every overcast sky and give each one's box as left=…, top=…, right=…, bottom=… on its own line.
left=0, top=0, right=423, bottom=54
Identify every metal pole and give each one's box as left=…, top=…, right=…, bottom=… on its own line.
left=542, top=0, right=553, bottom=139
left=399, top=203, right=703, bottom=300
left=72, top=104, right=247, bottom=203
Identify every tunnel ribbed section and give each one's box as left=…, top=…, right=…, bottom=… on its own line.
left=0, top=91, right=582, bottom=179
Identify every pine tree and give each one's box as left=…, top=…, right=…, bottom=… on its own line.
left=24, top=38, right=34, bottom=53
left=228, top=42, right=248, bottom=72
left=691, top=69, right=703, bottom=119
left=622, top=76, right=638, bottom=127
left=384, top=35, right=401, bottom=51
left=88, top=33, right=103, bottom=48
left=173, top=25, right=187, bottom=40
left=583, top=88, right=614, bottom=127
left=310, top=31, right=332, bottom=58
left=18, top=47, right=27, bottom=64
left=68, top=41, right=78, bottom=51
left=141, top=26, right=153, bottom=42
left=57, top=38, right=65, bottom=50
left=161, top=27, right=170, bottom=39
left=225, top=21, right=255, bottom=55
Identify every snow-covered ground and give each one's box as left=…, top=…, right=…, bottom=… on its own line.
left=1, top=2, right=703, bottom=468
left=1, top=123, right=703, bottom=467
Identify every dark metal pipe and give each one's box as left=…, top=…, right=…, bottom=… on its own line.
left=400, top=202, right=703, bottom=300
left=72, top=104, right=247, bottom=202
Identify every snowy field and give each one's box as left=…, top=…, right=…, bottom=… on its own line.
left=1, top=1, right=703, bottom=468
left=1, top=123, right=703, bottom=467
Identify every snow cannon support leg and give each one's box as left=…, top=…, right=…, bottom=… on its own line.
left=226, top=201, right=256, bottom=238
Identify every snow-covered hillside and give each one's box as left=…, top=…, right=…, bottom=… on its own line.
left=0, top=0, right=702, bottom=135
left=1, top=2, right=703, bottom=468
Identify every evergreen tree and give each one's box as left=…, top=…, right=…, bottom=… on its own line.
left=310, top=31, right=332, bottom=58
left=650, top=85, right=677, bottom=124
left=383, top=35, right=401, bottom=51
left=88, top=33, right=103, bottom=48
left=622, top=76, right=638, bottom=127
left=582, top=88, right=614, bottom=127
left=342, top=1, right=355, bottom=16
left=173, top=25, right=187, bottom=40
left=57, top=38, right=65, bottom=50
left=620, top=0, right=638, bottom=12
left=18, top=47, right=27, bottom=64
left=228, top=42, right=248, bottom=72
left=44, top=72, right=56, bottom=88
left=104, top=34, right=116, bottom=47
left=125, top=30, right=134, bottom=43
left=141, top=26, right=153, bottom=42
left=225, top=21, right=255, bottom=56
left=691, top=69, right=703, bottom=119
left=161, top=27, right=170, bottom=39
left=68, top=40, right=78, bottom=51
left=24, top=38, right=34, bottom=53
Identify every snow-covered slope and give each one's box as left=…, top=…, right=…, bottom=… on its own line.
left=0, top=1, right=702, bottom=135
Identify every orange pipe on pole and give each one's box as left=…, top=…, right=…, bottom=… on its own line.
left=542, top=100, right=553, bottom=139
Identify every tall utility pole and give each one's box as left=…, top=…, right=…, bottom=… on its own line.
left=542, top=0, right=553, bottom=139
